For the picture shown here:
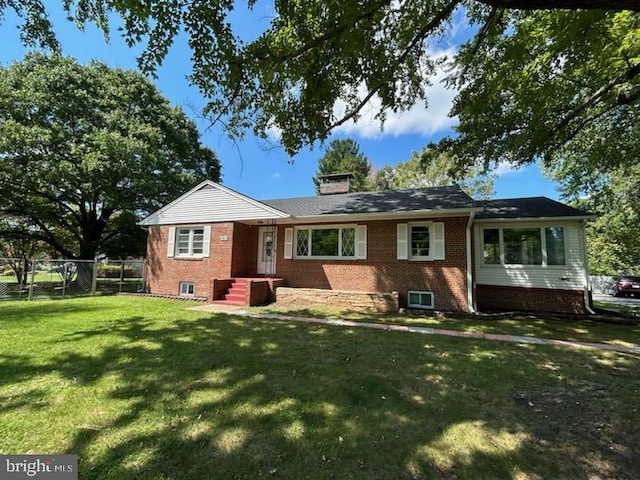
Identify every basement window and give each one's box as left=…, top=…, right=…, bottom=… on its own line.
left=407, top=290, right=434, bottom=309
left=179, top=281, right=195, bottom=297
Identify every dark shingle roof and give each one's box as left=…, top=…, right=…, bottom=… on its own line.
left=262, top=186, right=477, bottom=217
left=476, top=197, right=590, bottom=219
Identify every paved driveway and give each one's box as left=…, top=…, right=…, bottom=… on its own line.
left=593, top=292, right=640, bottom=309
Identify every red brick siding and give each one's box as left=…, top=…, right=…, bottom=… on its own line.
left=144, top=216, right=587, bottom=314
left=476, top=284, right=587, bottom=314
left=145, top=223, right=239, bottom=299
left=274, top=217, right=470, bottom=311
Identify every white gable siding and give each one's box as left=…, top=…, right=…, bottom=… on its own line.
left=474, top=221, right=587, bottom=290
left=146, top=184, right=287, bottom=225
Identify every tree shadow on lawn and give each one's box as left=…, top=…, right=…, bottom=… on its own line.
left=4, top=313, right=640, bottom=479
left=0, top=300, right=109, bottom=323
left=256, top=305, right=640, bottom=348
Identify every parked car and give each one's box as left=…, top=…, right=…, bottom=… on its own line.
left=611, top=275, right=640, bottom=297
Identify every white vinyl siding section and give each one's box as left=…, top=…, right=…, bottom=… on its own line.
left=147, top=183, right=287, bottom=225
left=475, top=221, right=587, bottom=290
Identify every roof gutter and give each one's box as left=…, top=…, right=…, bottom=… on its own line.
left=278, top=207, right=484, bottom=224
left=474, top=215, right=595, bottom=223
left=466, top=212, right=476, bottom=314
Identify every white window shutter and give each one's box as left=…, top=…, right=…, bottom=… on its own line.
left=202, top=225, right=211, bottom=257
left=356, top=225, right=367, bottom=259
left=167, top=226, right=176, bottom=257
left=397, top=223, right=408, bottom=260
left=284, top=228, right=293, bottom=259
left=433, top=222, right=445, bottom=260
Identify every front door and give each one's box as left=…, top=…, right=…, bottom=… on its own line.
left=257, top=227, right=277, bottom=275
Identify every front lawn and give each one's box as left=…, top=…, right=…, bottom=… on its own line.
left=1, top=297, right=639, bottom=479
left=256, top=303, right=640, bottom=348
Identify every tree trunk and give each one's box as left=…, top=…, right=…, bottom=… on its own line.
left=73, top=261, right=94, bottom=291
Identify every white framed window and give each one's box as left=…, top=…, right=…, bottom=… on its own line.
left=167, top=226, right=211, bottom=258
left=481, top=226, right=566, bottom=267
left=407, top=290, right=434, bottom=309
left=179, top=281, right=195, bottom=297
left=287, top=225, right=366, bottom=259
left=397, top=222, right=445, bottom=261
left=410, top=223, right=431, bottom=259
left=178, top=227, right=204, bottom=256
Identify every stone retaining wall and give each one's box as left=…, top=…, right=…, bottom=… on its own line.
left=276, top=287, right=399, bottom=313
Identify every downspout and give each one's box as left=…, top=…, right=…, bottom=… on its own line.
left=466, top=212, right=476, bottom=314
left=579, top=219, right=596, bottom=314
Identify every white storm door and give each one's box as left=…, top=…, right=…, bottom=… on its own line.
left=257, top=227, right=277, bottom=275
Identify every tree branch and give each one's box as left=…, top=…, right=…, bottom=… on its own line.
left=467, top=7, right=504, bottom=58
left=478, top=0, right=640, bottom=11
left=550, top=62, right=640, bottom=140
left=257, top=0, right=395, bottom=63
left=324, top=0, right=462, bottom=135
left=19, top=219, right=77, bottom=259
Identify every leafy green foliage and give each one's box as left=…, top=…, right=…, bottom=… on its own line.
left=444, top=10, right=640, bottom=172
left=0, top=54, right=221, bottom=259
left=370, top=147, right=495, bottom=199
left=313, top=138, right=371, bottom=193
left=1, top=2, right=638, bottom=161
left=546, top=157, right=640, bottom=275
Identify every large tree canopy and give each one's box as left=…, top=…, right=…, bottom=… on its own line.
left=1, top=1, right=637, bottom=158
left=545, top=151, right=640, bottom=275
left=443, top=9, right=640, bottom=172
left=0, top=53, right=221, bottom=260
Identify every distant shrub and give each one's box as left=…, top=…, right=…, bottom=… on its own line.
left=98, top=264, right=138, bottom=278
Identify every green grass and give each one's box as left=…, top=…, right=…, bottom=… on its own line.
left=594, top=299, right=640, bottom=319
left=1, top=297, right=639, bottom=479
left=255, top=304, right=640, bottom=348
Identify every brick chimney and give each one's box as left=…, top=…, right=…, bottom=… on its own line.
left=318, top=173, right=354, bottom=195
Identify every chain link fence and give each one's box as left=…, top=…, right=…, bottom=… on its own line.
left=0, top=258, right=145, bottom=301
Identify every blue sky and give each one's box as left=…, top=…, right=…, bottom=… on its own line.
left=0, top=4, right=561, bottom=202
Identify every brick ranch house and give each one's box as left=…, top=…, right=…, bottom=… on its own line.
left=139, top=178, right=594, bottom=314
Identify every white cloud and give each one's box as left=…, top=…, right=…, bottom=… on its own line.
left=263, top=49, right=460, bottom=143
left=493, top=161, right=522, bottom=177
left=270, top=172, right=282, bottom=179
left=333, top=50, right=458, bottom=139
